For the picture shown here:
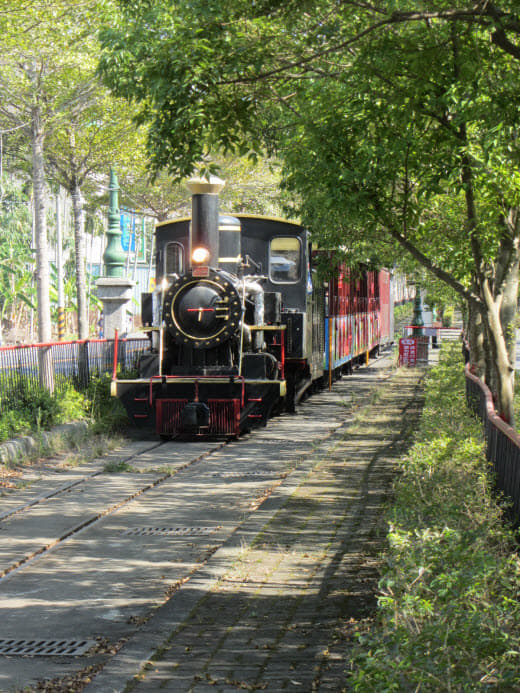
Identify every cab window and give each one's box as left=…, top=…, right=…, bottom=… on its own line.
left=269, top=237, right=301, bottom=283
left=165, top=242, right=184, bottom=276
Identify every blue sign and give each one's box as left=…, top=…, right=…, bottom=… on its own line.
left=120, top=213, right=135, bottom=252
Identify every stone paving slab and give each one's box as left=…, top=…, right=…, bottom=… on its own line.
left=85, top=360, right=426, bottom=693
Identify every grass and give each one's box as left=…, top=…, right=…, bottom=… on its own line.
left=103, top=460, right=135, bottom=473
left=349, top=343, right=520, bottom=691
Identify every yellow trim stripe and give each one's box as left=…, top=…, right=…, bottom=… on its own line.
left=234, top=213, right=302, bottom=227
left=155, top=214, right=303, bottom=228
left=155, top=217, right=190, bottom=228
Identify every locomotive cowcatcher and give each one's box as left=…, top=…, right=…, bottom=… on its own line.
left=112, top=177, right=393, bottom=438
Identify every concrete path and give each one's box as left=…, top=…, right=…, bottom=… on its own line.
left=84, top=359, right=427, bottom=693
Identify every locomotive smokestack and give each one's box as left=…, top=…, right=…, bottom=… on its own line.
left=187, top=176, right=226, bottom=270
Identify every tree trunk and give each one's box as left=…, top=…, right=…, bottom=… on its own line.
left=466, top=295, right=485, bottom=373
left=499, top=238, right=520, bottom=374
left=481, top=277, right=515, bottom=425
left=71, top=182, right=88, bottom=339
left=31, top=107, right=54, bottom=393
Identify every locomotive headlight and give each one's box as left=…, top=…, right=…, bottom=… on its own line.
left=192, top=246, right=210, bottom=264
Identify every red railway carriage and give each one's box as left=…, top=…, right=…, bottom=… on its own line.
left=324, top=266, right=392, bottom=373
left=378, top=270, right=393, bottom=345
left=112, top=179, right=394, bottom=438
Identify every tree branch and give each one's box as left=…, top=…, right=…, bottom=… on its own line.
left=386, top=223, right=477, bottom=304
left=220, top=2, right=520, bottom=87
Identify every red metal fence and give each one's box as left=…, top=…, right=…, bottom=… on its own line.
left=0, top=337, right=148, bottom=413
left=465, top=364, right=520, bottom=526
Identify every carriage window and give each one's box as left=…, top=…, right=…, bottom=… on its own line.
left=165, top=242, right=184, bottom=276
left=269, top=237, right=301, bottom=283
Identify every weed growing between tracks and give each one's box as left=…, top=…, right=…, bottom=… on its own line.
left=349, top=343, right=520, bottom=691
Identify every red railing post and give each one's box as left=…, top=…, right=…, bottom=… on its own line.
left=112, top=329, right=119, bottom=380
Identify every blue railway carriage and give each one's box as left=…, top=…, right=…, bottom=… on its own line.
left=112, top=178, right=392, bottom=438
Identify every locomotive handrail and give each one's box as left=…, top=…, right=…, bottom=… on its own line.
left=247, top=324, right=286, bottom=379
left=248, top=325, right=287, bottom=330
left=159, top=323, right=165, bottom=377
left=149, top=374, right=246, bottom=407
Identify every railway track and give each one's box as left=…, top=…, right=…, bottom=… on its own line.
left=0, top=439, right=225, bottom=582
left=0, top=351, right=397, bottom=692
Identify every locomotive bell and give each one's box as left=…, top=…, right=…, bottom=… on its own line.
left=187, top=176, right=226, bottom=270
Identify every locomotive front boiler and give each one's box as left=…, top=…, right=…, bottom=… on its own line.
left=163, top=269, right=242, bottom=350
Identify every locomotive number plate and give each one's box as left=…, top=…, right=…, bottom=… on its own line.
left=192, top=266, right=210, bottom=277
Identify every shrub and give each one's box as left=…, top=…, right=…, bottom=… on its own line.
left=0, top=381, right=88, bottom=443
left=0, top=371, right=131, bottom=444
left=349, top=344, right=520, bottom=691
left=84, top=373, right=129, bottom=434
left=53, top=382, right=88, bottom=423
left=0, top=409, right=31, bottom=442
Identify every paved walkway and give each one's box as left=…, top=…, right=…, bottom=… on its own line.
left=86, top=360, right=427, bottom=693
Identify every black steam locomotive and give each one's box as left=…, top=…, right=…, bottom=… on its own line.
left=112, top=178, right=392, bottom=438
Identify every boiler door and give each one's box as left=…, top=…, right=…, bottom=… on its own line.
left=176, top=284, right=222, bottom=338
left=164, top=272, right=242, bottom=348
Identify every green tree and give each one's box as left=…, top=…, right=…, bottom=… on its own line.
left=0, top=1, right=107, bottom=385
left=117, top=155, right=284, bottom=222
left=0, top=1, right=148, bottom=347
left=0, top=176, right=35, bottom=338
left=46, top=90, right=146, bottom=339
left=99, top=0, right=520, bottom=423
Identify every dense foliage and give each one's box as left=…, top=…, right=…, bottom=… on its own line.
left=350, top=344, right=520, bottom=690
left=85, top=372, right=130, bottom=434
left=0, top=372, right=129, bottom=443
left=99, top=0, right=520, bottom=423
left=0, top=178, right=35, bottom=337
left=0, top=381, right=86, bottom=443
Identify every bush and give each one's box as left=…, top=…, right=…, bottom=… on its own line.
left=0, top=409, right=31, bottom=442
left=0, top=372, right=131, bottom=444
left=84, top=373, right=129, bottom=434
left=0, top=381, right=87, bottom=443
left=349, top=344, right=520, bottom=691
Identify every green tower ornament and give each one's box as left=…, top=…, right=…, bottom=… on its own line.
left=103, top=169, right=126, bottom=278
left=412, top=286, right=424, bottom=336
